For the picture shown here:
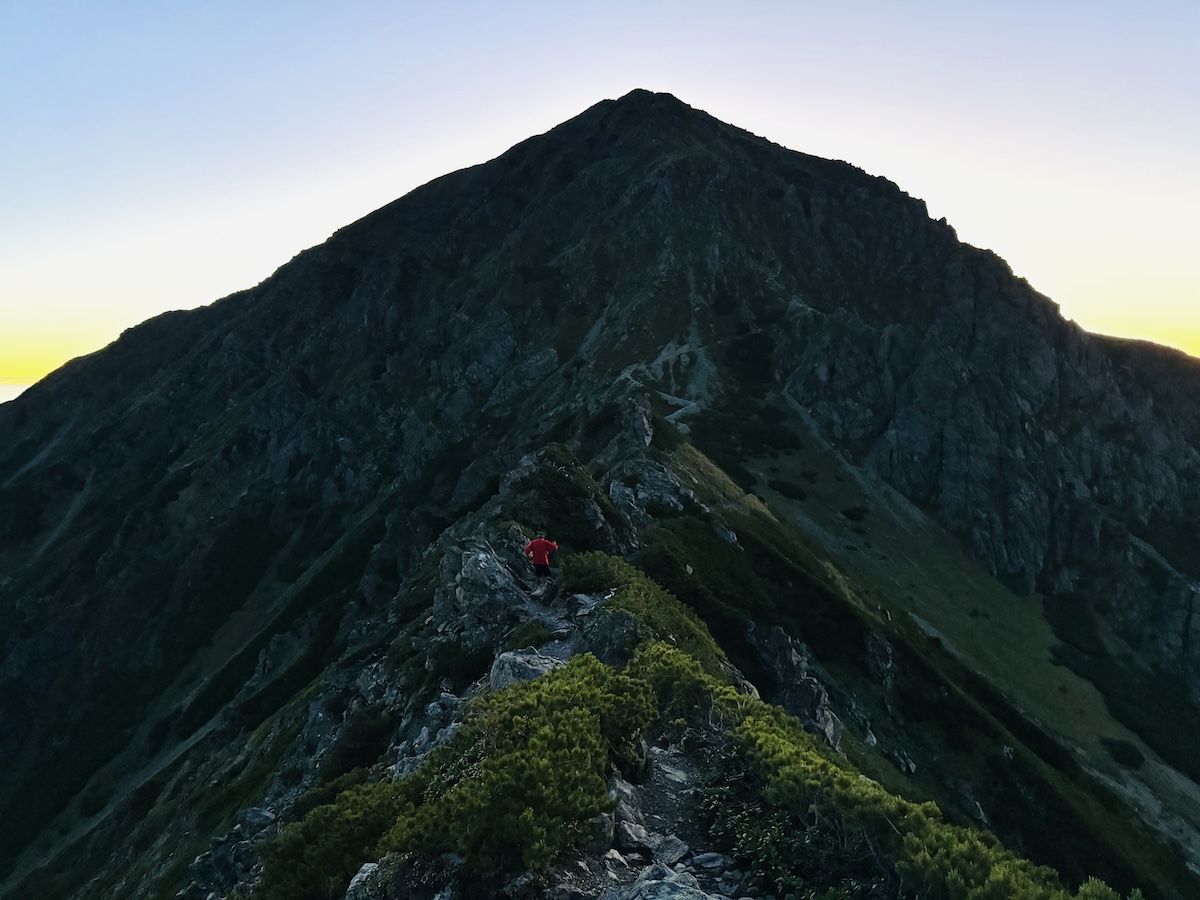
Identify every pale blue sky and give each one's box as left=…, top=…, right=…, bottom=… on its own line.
left=2, top=1, right=1197, bottom=402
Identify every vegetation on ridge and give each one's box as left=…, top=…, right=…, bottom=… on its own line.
left=255, top=553, right=1141, bottom=900
left=709, top=708, right=1146, bottom=899
left=257, top=653, right=654, bottom=899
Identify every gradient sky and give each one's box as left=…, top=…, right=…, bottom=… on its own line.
left=2, top=1, right=1197, bottom=404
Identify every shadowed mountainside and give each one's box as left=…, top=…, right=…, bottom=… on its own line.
left=1, top=90, right=1198, bottom=899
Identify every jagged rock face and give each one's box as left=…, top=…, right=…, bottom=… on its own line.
left=745, top=623, right=844, bottom=751
left=2, top=89, right=1200, bottom=897
left=5, top=91, right=1197, bottom=700
left=782, top=259, right=1200, bottom=687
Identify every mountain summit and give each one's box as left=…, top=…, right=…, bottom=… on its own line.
left=1, top=90, right=1198, bottom=899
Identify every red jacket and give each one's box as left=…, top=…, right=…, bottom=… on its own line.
left=524, top=537, right=558, bottom=566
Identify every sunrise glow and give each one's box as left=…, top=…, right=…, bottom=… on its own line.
left=2, top=2, right=1196, bottom=395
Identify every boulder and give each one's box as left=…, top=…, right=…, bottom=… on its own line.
left=489, top=648, right=565, bottom=690
left=344, top=862, right=381, bottom=899
left=615, top=863, right=715, bottom=899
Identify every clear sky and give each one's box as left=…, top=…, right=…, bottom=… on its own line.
left=2, top=1, right=1197, bottom=404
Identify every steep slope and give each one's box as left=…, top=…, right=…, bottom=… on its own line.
left=0, top=89, right=1197, bottom=898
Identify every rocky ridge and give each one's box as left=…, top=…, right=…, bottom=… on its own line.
left=0, top=90, right=1198, bottom=898
left=173, top=435, right=848, bottom=900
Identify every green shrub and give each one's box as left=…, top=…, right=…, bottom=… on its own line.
left=626, top=641, right=746, bottom=732
left=562, top=550, right=636, bottom=594
left=256, top=558, right=1143, bottom=900
left=563, top=551, right=728, bottom=678
left=380, top=653, right=654, bottom=873
left=256, top=655, right=655, bottom=898
left=504, top=620, right=554, bottom=651
left=716, top=712, right=1140, bottom=900
left=318, top=704, right=398, bottom=781
left=258, top=778, right=415, bottom=900
left=383, top=705, right=607, bottom=873
left=509, top=444, right=628, bottom=550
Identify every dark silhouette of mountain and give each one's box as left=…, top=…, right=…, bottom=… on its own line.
left=1, top=89, right=1197, bottom=899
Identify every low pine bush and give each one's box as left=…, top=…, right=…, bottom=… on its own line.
left=258, top=555, right=1142, bottom=900
left=257, top=654, right=653, bottom=898
left=710, top=711, right=1144, bottom=900
left=565, top=551, right=728, bottom=678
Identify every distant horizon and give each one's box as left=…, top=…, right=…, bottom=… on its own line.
left=0, top=383, right=28, bottom=405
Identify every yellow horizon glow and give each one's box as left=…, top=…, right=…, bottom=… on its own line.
left=1079, top=318, right=1200, bottom=360
left=0, top=334, right=112, bottom=384
left=4, top=293, right=1197, bottom=396
left=2, top=4, right=1196, bottom=397
left=3, top=88, right=1196, bottom=389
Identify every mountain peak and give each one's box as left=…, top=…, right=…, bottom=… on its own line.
left=612, top=86, right=687, bottom=106
left=1, top=93, right=1199, bottom=900
left=581, top=87, right=694, bottom=120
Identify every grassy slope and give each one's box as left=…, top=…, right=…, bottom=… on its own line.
left=734, top=410, right=1200, bottom=868
left=681, top=386, right=1197, bottom=775
left=649, top=409, right=1199, bottom=899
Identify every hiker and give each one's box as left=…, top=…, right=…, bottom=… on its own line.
left=523, top=533, right=559, bottom=581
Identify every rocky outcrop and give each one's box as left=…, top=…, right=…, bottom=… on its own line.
left=780, top=259, right=1200, bottom=698
left=745, top=623, right=844, bottom=751
left=173, top=511, right=741, bottom=900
